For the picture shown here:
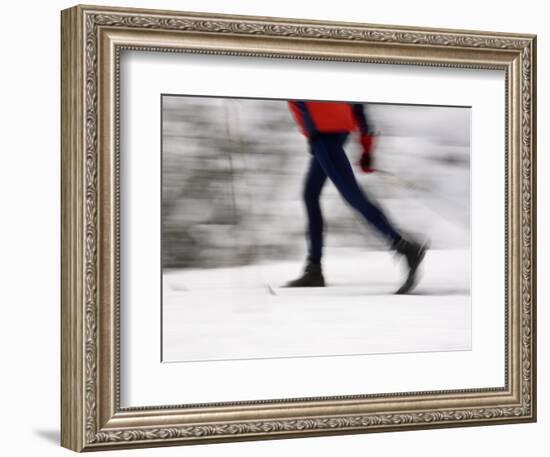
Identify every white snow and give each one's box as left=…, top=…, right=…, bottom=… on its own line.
left=162, top=248, right=471, bottom=362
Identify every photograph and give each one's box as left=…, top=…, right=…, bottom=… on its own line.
left=161, top=95, right=471, bottom=362
left=1, top=0, right=543, bottom=454
left=60, top=4, right=536, bottom=451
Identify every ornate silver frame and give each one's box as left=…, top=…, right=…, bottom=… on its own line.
left=61, top=4, right=537, bottom=452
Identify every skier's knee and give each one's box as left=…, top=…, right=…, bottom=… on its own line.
left=303, top=184, right=321, bottom=204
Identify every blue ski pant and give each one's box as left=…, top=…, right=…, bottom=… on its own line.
left=303, top=133, right=401, bottom=262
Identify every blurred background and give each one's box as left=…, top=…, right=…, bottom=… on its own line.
left=162, top=96, right=470, bottom=270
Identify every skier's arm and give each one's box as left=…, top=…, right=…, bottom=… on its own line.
left=351, top=103, right=376, bottom=173
left=291, top=101, right=319, bottom=139
left=351, top=103, right=371, bottom=135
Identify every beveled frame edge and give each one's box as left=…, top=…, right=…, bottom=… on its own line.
left=61, top=5, right=85, bottom=452
left=61, top=4, right=537, bottom=452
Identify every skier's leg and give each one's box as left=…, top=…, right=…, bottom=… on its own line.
left=311, top=133, right=427, bottom=294
left=285, top=155, right=327, bottom=287
left=303, top=155, right=328, bottom=263
left=311, top=134, right=401, bottom=243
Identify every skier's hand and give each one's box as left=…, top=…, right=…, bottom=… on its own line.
left=359, top=133, right=376, bottom=173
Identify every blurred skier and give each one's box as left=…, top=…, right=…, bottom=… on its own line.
left=286, top=100, right=427, bottom=294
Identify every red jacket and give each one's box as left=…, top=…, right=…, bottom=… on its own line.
left=288, top=101, right=367, bottom=137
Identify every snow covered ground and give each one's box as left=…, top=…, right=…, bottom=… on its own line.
left=162, top=248, right=471, bottom=362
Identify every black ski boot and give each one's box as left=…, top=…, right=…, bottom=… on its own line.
left=285, top=259, right=325, bottom=287
left=392, top=237, right=428, bottom=294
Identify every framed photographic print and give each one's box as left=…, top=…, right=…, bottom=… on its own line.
left=61, top=4, right=537, bottom=452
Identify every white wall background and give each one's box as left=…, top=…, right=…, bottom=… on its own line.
left=0, top=0, right=544, bottom=455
